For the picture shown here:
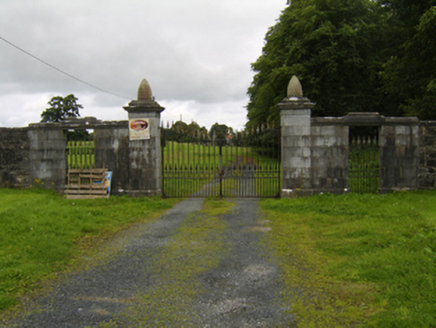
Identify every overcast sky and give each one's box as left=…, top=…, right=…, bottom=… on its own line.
left=0, top=0, right=287, bottom=131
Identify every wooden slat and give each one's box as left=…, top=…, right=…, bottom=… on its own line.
left=68, top=168, right=106, bottom=173
left=65, top=190, right=107, bottom=195
left=65, top=168, right=109, bottom=199
left=66, top=184, right=108, bottom=190
left=66, top=195, right=108, bottom=200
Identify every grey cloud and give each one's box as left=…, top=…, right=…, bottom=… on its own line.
left=0, top=0, right=286, bottom=128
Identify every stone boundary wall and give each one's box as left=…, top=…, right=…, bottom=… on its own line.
left=419, top=121, right=436, bottom=188
left=0, top=116, right=163, bottom=196
left=0, top=115, right=435, bottom=195
left=28, top=123, right=67, bottom=192
left=309, top=113, right=420, bottom=194
left=0, top=127, right=30, bottom=188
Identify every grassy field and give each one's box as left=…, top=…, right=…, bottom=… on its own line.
left=0, top=188, right=174, bottom=311
left=262, top=190, right=436, bottom=326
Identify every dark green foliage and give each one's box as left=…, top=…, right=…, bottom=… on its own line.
left=247, top=0, right=436, bottom=127
left=40, top=94, right=91, bottom=141
left=163, top=121, right=208, bottom=144
left=209, top=122, right=232, bottom=143
left=40, top=94, right=83, bottom=123
left=67, top=129, right=93, bottom=141
left=379, top=0, right=436, bottom=119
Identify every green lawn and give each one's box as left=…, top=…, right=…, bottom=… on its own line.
left=0, top=188, right=174, bottom=311
left=262, top=190, right=436, bottom=326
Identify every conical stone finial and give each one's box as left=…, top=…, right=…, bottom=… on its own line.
left=124, top=78, right=164, bottom=114
left=287, top=75, right=303, bottom=98
left=137, top=78, right=153, bottom=101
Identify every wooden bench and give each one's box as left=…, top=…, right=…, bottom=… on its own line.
left=65, top=168, right=111, bottom=199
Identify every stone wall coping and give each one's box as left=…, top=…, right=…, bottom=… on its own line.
left=419, top=120, right=436, bottom=127
left=123, top=100, right=165, bottom=113
left=28, top=118, right=128, bottom=130
left=277, top=97, right=316, bottom=110
left=312, top=112, right=419, bottom=126
left=0, top=127, right=29, bottom=131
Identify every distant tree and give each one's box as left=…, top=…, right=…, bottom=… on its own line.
left=186, top=121, right=208, bottom=137
left=40, top=94, right=83, bottom=123
left=40, top=94, right=91, bottom=141
left=209, top=123, right=232, bottom=138
left=164, top=120, right=208, bottom=143
left=171, top=120, right=188, bottom=132
left=209, top=123, right=233, bottom=146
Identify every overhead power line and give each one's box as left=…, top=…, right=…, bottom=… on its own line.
left=0, top=36, right=130, bottom=100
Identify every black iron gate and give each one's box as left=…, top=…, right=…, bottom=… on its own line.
left=349, top=126, right=380, bottom=193
left=161, top=125, right=280, bottom=198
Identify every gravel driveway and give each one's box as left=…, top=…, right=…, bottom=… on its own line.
left=7, top=198, right=295, bottom=327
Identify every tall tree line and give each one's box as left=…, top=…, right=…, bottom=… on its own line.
left=247, top=0, right=436, bottom=128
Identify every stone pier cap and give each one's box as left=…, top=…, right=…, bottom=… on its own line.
left=124, top=78, right=165, bottom=113
left=278, top=75, right=316, bottom=110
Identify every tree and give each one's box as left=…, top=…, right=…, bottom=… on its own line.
left=378, top=0, right=436, bottom=119
left=209, top=123, right=232, bottom=138
left=40, top=94, right=83, bottom=123
left=164, top=120, right=208, bottom=143
left=40, top=94, right=91, bottom=141
left=209, top=123, right=233, bottom=146
left=246, top=0, right=390, bottom=128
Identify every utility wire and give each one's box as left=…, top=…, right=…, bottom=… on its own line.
left=0, top=36, right=130, bottom=100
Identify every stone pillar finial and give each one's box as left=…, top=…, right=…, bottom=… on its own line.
left=124, top=78, right=164, bottom=114
left=287, top=75, right=303, bottom=98
left=278, top=75, right=315, bottom=110
left=137, top=78, right=154, bottom=101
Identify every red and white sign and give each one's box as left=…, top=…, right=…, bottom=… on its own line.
left=129, top=118, right=150, bottom=140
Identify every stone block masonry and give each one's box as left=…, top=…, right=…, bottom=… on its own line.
left=0, top=128, right=30, bottom=188
left=27, top=123, right=67, bottom=192
left=419, top=122, right=436, bottom=188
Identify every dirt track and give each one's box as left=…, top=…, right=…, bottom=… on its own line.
left=6, top=198, right=295, bottom=327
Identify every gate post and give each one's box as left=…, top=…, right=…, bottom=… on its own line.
left=277, top=76, right=315, bottom=197
left=123, top=78, right=165, bottom=196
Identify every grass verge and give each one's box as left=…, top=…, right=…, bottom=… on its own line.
left=262, top=190, right=436, bottom=327
left=0, top=188, right=174, bottom=312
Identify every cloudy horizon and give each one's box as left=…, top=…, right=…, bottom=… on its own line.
left=1, top=0, right=287, bottom=131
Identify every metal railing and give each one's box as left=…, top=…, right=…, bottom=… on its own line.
left=161, top=127, right=280, bottom=198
